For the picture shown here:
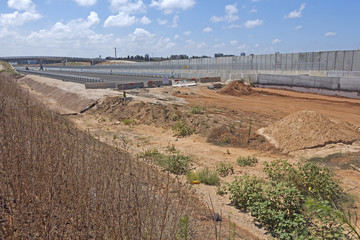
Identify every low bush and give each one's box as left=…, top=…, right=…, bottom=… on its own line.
left=139, top=148, right=192, bottom=175
left=222, top=159, right=352, bottom=239
left=172, top=120, right=193, bottom=136
left=236, top=155, right=258, bottom=167
left=186, top=168, right=220, bottom=185
left=122, top=118, right=133, bottom=125
left=216, top=161, right=234, bottom=177
left=190, top=105, right=204, bottom=114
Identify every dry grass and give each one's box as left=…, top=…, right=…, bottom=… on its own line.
left=0, top=73, right=220, bottom=239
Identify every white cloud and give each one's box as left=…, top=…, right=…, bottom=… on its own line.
left=183, top=31, right=191, bottom=36
left=210, top=3, right=239, bottom=23
left=26, top=11, right=109, bottom=51
left=285, top=3, right=306, bottom=19
left=174, top=34, right=179, bottom=39
left=244, top=19, right=263, bottom=28
left=249, top=8, right=257, bottom=14
left=109, top=0, right=146, bottom=14
left=129, top=28, right=155, bottom=41
left=230, top=40, right=237, bottom=45
left=295, top=25, right=303, bottom=30
left=73, top=0, right=97, bottom=7
left=140, top=16, right=151, bottom=24
left=104, top=12, right=151, bottom=27
left=324, top=32, right=337, bottom=37
left=150, top=0, right=195, bottom=14
left=272, top=38, right=281, bottom=44
left=104, top=12, right=136, bottom=27
left=171, top=15, right=179, bottom=28
left=254, top=43, right=260, bottom=48
left=7, top=0, right=35, bottom=11
left=0, top=11, right=41, bottom=27
left=157, top=18, right=168, bottom=25
left=203, top=26, right=212, bottom=32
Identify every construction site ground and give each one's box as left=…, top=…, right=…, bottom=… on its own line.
left=20, top=75, right=360, bottom=239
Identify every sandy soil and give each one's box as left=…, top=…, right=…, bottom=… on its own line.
left=20, top=76, right=360, bottom=239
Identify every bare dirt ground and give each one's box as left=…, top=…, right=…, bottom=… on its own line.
left=21, top=76, right=360, bottom=239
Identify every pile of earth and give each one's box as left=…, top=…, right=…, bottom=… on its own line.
left=206, top=124, right=275, bottom=150
left=219, top=80, right=255, bottom=96
left=257, top=110, right=359, bottom=153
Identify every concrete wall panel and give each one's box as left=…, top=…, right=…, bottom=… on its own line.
left=286, top=53, right=292, bottom=70
left=292, top=53, right=299, bottom=70
left=305, top=52, right=313, bottom=70
left=327, top=51, right=336, bottom=70
left=312, top=52, right=320, bottom=71
left=335, top=51, right=345, bottom=70
left=319, top=52, right=328, bottom=70
left=352, top=50, right=360, bottom=71
left=270, top=54, right=276, bottom=70
left=339, top=77, right=360, bottom=91
left=299, top=52, right=307, bottom=70
left=344, top=51, right=354, bottom=71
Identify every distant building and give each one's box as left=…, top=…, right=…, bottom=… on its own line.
left=240, top=52, right=246, bottom=56
left=170, top=54, right=189, bottom=60
left=214, top=53, right=224, bottom=58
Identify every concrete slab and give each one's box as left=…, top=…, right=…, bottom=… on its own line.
left=335, top=51, right=345, bottom=70
left=353, top=50, right=360, bottom=71
left=339, top=77, right=360, bottom=91
left=327, top=51, right=336, bottom=70
left=344, top=51, right=354, bottom=71
left=312, top=52, right=320, bottom=71
left=319, top=51, right=328, bottom=70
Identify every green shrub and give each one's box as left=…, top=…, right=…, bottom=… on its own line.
left=216, top=161, right=234, bottom=177
left=122, top=118, right=133, bottom=125
left=236, top=155, right=258, bottom=167
left=172, top=120, right=193, bottom=136
left=138, top=148, right=192, bottom=175
left=222, top=159, right=350, bottom=239
left=224, top=175, right=264, bottom=211
left=186, top=168, right=220, bottom=185
left=264, top=159, right=344, bottom=204
left=190, top=105, right=203, bottom=114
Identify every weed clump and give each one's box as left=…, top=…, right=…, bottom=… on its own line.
left=172, top=120, right=193, bottom=136
left=139, top=148, right=192, bottom=175
left=236, top=155, right=258, bottom=167
left=216, top=161, right=234, bottom=177
left=221, top=159, right=356, bottom=239
left=186, top=168, right=220, bottom=186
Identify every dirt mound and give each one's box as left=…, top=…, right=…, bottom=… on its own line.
left=219, top=80, right=254, bottom=96
left=258, top=110, right=359, bottom=153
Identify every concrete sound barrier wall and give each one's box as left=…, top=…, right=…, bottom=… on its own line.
left=116, top=82, right=144, bottom=90
left=198, top=77, right=221, bottom=83
left=258, top=74, right=341, bottom=91
left=85, top=82, right=116, bottom=89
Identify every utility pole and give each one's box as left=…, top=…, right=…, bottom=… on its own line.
left=114, top=47, right=117, bottom=59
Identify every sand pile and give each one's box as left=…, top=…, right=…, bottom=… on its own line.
left=219, top=80, right=254, bottom=96
left=257, top=110, right=359, bottom=153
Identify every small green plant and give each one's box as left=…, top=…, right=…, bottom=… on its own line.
left=236, top=155, right=258, bottom=167
left=113, top=134, right=118, bottom=140
left=172, top=120, right=193, bottom=136
left=226, top=149, right=231, bottom=155
left=165, top=144, right=177, bottom=153
left=138, top=148, right=192, bottom=175
left=216, top=161, right=234, bottom=177
left=186, top=168, right=220, bottom=185
left=122, top=118, right=133, bottom=125
left=173, top=104, right=178, bottom=109
left=176, top=215, right=189, bottom=240
left=190, top=105, right=203, bottom=114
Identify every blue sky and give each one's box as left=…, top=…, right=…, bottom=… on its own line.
left=1, top=0, right=360, bottom=58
